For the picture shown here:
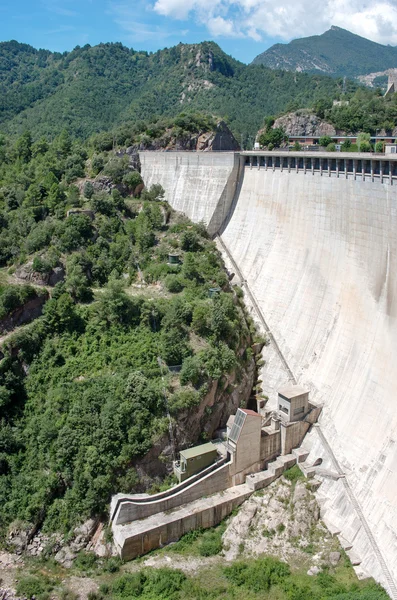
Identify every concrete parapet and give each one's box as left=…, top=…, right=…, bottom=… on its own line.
left=113, top=484, right=252, bottom=561
left=113, top=460, right=231, bottom=525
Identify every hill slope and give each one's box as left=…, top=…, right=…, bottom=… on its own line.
left=0, top=40, right=354, bottom=141
left=252, top=26, right=397, bottom=79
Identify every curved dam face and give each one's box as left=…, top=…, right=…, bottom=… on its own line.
left=221, top=168, right=397, bottom=582
left=140, top=152, right=397, bottom=591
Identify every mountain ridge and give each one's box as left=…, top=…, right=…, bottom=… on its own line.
left=252, top=26, right=397, bottom=79
left=0, top=39, right=354, bottom=141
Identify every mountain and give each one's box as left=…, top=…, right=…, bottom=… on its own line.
left=252, top=26, right=397, bottom=79
left=0, top=40, right=355, bottom=141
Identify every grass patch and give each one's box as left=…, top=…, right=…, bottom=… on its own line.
left=168, top=520, right=226, bottom=557
left=283, top=465, right=304, bottom=484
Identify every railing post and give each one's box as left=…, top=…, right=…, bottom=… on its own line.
left=311, top=158, right=314, bottom=176
left=362, top=161, right=365, bottom=181
left=390, top=161, right=393, bottom=185
left=303, top=157, right=307, bottom=174
left=265, top=156, right=268, bottom=171
left=319, top=158, right=323, bottom=176
left=328, top=160, right=331, bottom=177
left=371, top=159, right=374, bottom=182
left=288, top=157, right=291, bottom=173
left=353, top=159, right=357, bottom=180
left=336, top=159, right=340, bottom=178
left=380, top=160, right=383, bottom=184
left=249, top=157, right=253, bottom=170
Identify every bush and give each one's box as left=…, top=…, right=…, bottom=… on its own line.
left=283, top=465, right=303, bottom=483
left=198, top=530, right=223, bottom=556
left=16, top=575, right=55, bottom=599
left=319, top=135, right=333, bottom=147
left=165, top=274, right=184, bottom=293
left=74, top=550, right=98, bottom=570
left=224, top=556, right=290, bottom=592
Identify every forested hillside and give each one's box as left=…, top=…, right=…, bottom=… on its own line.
left=0, top=120, right=256, bottom=536
left=0, top=40, right=355, bottom=142
left=252, top=26, right=397, bottom=79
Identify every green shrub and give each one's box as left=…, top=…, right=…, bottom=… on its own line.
left=74, top=550, right=98, bottom=570
left=111, top=572, right=145, bottom=598
left=224, top=556, right=290, bottom=592
left=165, top=274, right=184, bottom=293
left=16, top=575, right=55, bottom=599
left=198, top=531, right=223, bottom=556
left=283, top=465, right=304, bottom=483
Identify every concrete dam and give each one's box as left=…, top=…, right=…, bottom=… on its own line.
left=140, top=150, right=397, bottom=595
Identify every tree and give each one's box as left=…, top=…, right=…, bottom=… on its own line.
left=46, top=183, right=66, bottom=213
left=356, top=132, right=372, bottom=152
left=258, top=128, right=286, bottom=149
left=122, top=171, right=143, bottom=191
left=83, top=181, right=94, bottom=199
left=15, top=131, right=32, bottom=162
left=319, top=136, right=333, bottom=147
left=65, top=261, right=92, bottom=302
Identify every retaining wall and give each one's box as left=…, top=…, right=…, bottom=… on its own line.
left=113, top=461, right=231, bottom=525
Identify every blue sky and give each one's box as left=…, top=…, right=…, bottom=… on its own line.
left=1, top=0, right=397, bottom=64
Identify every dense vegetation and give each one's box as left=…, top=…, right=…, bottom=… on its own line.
left=320, top=87, right=397, bottom=134
left=0, top=125, right=253, bottom=536
left=0, top=40, right=356, bottom=143
left=15, top=557, right=388, bottom=600
left=252, top=25, right=397, bottom=79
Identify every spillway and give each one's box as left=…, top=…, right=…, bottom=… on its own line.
left=141, top=151, right=397, bottom=595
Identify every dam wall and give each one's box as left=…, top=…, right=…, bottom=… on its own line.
left=139, top=152, right=242, bottom=236
left=142, top=150, right=397, bottom=593
left=219, top=167, right=397, bottom=592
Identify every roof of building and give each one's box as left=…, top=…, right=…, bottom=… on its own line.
left=278, top=384, right=309, bottom=399
left=180, top=442, right=217, bottom=460
left=240, top=408, right=261, bottom=417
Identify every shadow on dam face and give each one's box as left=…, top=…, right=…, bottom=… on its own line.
left=140, top=152, right=397, bottom=591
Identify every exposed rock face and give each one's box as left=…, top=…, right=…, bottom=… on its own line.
left=0, top=293, right=48, bottom=335
left=222, top=476, right=333, bottom=566
left=272, top=110, right=337, bottom=137
left=133, top=120, right=240, bottom=153
left=91, top=176, right=128, bottom=196
left=132, top=339, right=256, bottom=488
left=15, top=262, right=65, bottom=287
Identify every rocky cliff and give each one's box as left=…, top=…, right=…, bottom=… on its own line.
left=271, top=110, right=337, bottom=137
left=133, top=120, right=240, bottom=152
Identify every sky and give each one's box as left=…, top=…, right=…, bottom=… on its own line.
left=1, top=0, right=397, bottom=64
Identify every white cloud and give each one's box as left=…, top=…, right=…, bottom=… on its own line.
left=150, top=0, right=397, bottom=44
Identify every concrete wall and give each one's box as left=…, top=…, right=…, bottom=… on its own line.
left=219, top=167, right=397, bottom=587
left=136, top=152, right=397, bottom=587
left=139, top=152, right=241, bottom=236
left=115, top=487, right=251, bottom=561
left=113, top=461, right=231, bottom=525
left=260, top=431, right=281, bottom=463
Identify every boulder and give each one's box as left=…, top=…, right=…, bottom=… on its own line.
left=329, top=551, right=341, bottom=566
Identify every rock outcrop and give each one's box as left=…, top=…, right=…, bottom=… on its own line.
left=0, top=293, right=48, bottom=335
left=133, top=120, right=239, bottom=152
left=272, top=110, right=337, bottom=137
